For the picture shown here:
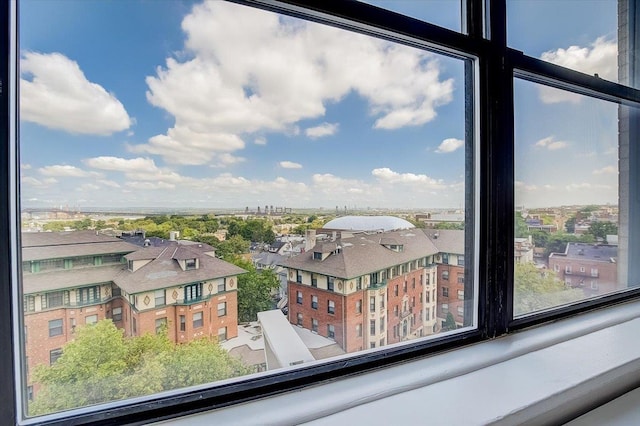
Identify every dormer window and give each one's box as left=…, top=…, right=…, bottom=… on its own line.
left=128, top=260, right=134, bottom=271
left=185, top=258, right=197, bottom=270
left=313, top=252, right=322, bottom=260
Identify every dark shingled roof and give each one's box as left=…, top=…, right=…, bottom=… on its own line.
left=23, top=265, right=123, bottom=294
left=281, top=230, right=439, bottom=279
left=22, top=231, right=139, bottom=261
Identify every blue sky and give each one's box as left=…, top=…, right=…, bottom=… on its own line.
left=18, top=0, right=619, bottom=210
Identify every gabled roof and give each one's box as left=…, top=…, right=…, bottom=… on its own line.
left=281, top=230, right=439, bottom=279
left=114, top=242, right=246, bottom=294
left=422, top=229, right=465, bottom=255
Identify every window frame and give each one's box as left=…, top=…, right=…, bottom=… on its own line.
left=5, top=0, right=640, bottom=424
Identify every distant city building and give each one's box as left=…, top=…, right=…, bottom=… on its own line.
left=415, top=212, right=464, bottom=229
left=515, top=236, right=535, bottom=264
left=549, top=242, right=618, bottom=296
left=22, top=231, right=245, bottom=399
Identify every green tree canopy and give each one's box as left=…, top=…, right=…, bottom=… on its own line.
left=30, top=320, right=251, bottom=415
left=227, top=256, right=281, bottom=322
left=514, top=263, right=583, bottom=316
left=587, top=221, right=618, bottom=241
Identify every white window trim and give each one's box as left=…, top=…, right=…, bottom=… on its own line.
left=154, top=299, right=640, bottom=425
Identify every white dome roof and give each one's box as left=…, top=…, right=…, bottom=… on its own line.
left=323, top=216, right=415, bottom=232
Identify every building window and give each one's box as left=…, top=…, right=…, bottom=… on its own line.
left=311, top=295, right=318, bottom=310
left=356, top=277, right=362, bottom=290
left=132, top=317, right=137, bottom=334
left=443, top=287, right=449, bottom=297
left=156, top=317, right=167, bottom=333
left=442, top=271, right=449, bottom=281
left=297, top=291, right=303, bottom=304
left=412, top=278, right=415, bottom=289
left=328, top=300, right=335, bottom=314
left=380, top=318, right=385, bottom=332
left=380, top=297, right=385, bottom=310
left=218, top=279, right=226, bottom=293
left=554, top=264, right=560, bottom=272
left=297, top=313, right=303, bottom=326
left=327, top=276, right=334, bottom=291
left=77, top=286, right=100, bottom=305
left=311, top=274, right=318, bottom=287
left=180, top=315, right=186, bottom=332
left=565, top=265, right=572, bottom=274
left=458, top=276, right=465, bottom=284
left=356, top=299, right=362, bottom=314
left=458, top=290, right=464, bottom=300
left=217, top=302, right=227, bottom=317
left=112, top=307, right=122, bottom=322
left=64, top=258, right=73, bottom=269
left=43, top=290, right=69, bottom=309
left=403, top=281, right=407, bottom=293
left=591, top=268, right=599, bottom=277
left=93, top=256, right=103, bottom=266
left=457, top=306, right=464, bottom=316
left=370, top=320, right=376, bottom=336
left=128, top=260, right=134, bottom=271
left=85, top=315, right=98, bottom=325
left=311, top=319, right=318, bottom=333
left=370, top=296, right=375, bottom=312
left=184, top=283, right=203, bottom=302
left=24, top=295, right=35, bottom=312
left=313, top=252, right=322, bottom=260
left=50, top=348, right=63, bottom=365
left=185, top=258, right=197, bottom=270
left=394, top=285, right=399, bottom=297
left=442, top=303, right=449, bottom=313
left=394, top=305, right=399, bottom=317
left=193, top=312, right=204, bottom=328
left=296, top=271, right=302, bottom=283
left=327, top=324, right=335, bottom=339
left=218, top=327, right=227, bottom=342
left=457, top=255, right=465, bottom=266
left=356, top=323, right=362, bottom=337
left=48, top=319, right=63, bottom=337
left=155, top=289, right=166, bottom=306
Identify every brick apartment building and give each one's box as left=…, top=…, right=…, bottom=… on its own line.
left=283, top=228, right=448, bottom=353
left=549, top=242, right=619, bottom=296
left=22, top=231, right=245, bottom=399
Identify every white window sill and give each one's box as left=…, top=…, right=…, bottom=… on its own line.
left=156, top=299, right=640, bottom=425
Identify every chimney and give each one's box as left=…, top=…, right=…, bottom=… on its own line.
left=305, top=229, right=316, bottom=252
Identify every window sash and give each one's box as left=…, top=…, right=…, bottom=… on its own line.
left=6, top=0, right=640, bottom=424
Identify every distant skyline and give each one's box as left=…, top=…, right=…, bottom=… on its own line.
left=19, top=1, right=619, bottom=209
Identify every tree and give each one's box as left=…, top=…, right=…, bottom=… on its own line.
left=515, top=212, right=529, bottom=238
left=564, top=216, right=576, bottom=233
left=228, top=256, right=281, bottom=322
left=514, top=263, right=583, bottom=316
left=442, top=312, right=457, bottom=331
left=30, top=320, right=251, bottom=415
left=587, top=221, right=618, bottom=241
left=433, top=222, right=464, bottom=230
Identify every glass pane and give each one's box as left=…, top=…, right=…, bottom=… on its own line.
left=508, top=1, right=619, bottom=85
left=359, top=0, right=462, bottom=33
left=19, top=0, right=473, bottom=418
left=514, top=78, right=631, bottom=317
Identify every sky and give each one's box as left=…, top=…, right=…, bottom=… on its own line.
left=18, top=0, right=620, bottom=210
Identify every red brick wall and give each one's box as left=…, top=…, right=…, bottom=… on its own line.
left=387, top=270, right=425, bottom=344
left=436, top=264, right=465, bottom=324
left=288, top=282, right=346, bottom=349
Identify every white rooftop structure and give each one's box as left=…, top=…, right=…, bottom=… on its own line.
left=323, top=215, right=415, bottom=232
left=257, top=310, right=315, bottom=370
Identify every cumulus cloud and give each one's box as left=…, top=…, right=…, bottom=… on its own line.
left=77, top=183, right=100, bottom=191
left=134, top=1, right=454, bottom=165
left=21, top=163, right=32, bottom=170
left=305, top=123, right=339, bottom=139
left=21, top=176, right=57, bottom=187
left=20, top=52, right=132, bottom=135
left=98, top=179, right=121, bottom=188
left=535, top=136, right=568, bottom=150
left=279, top=161, right=302, bottom=169
left=539, top=37, right=617, bottom=104
left=39, top=165, right=101, bottom=178
left=84, top=156, right=188, bottom=184
left=593, top=165, right=617, bottom=175
left=371, top=167, right=445, bottom=188
left=435, top=138, right=463, bottom=153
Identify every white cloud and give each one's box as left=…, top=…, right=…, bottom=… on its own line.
left=371, top=167, right=445, bottom=188
left=254, top=136, right=267, bottom=145
left=593, top=165, right=617, bottom=175
left=21, top=176, right=57, bottom=187
left=539, top=37, right=617, bottom=104
left=136, top=1, right=454, bottom=165
left=98, top=179, right=121, bottom=188
left=305, top=123, right=339, bottom=139
left=535, top=136, right=568, bottom=151
left=279, top=161, right=302, bottom=169
left=77, top=183, right=100, bottom=191
left=20, top=52, right=132, bottom=135
left=84, top=156, right=157, bottom=172
left=38, top=165, right=101, bottom=178
left=21, top=163, right=32, bottom=170
left=435, top=138, right=463, bottom=153
left=126, top=181, right=176, bottom=190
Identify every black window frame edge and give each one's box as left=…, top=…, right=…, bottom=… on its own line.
left=5, top=0, right=640, bottom=424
